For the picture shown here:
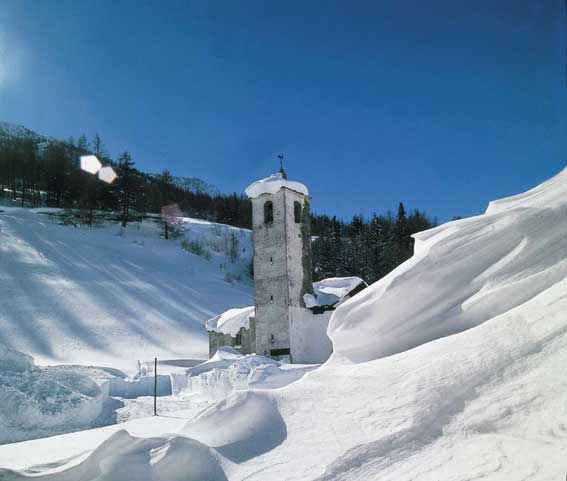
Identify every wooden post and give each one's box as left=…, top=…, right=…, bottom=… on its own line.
left=153, top=357, right=157, bottom=416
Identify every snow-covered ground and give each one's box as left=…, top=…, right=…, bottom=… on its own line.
left=0, top=208, right=253, bottom=371
left=0, top=168, right=565, bottom=480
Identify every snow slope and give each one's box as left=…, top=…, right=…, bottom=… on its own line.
left=0, top=209, right=253, bottom=371
left=328, top=166, right=567, bottom=363
left=1, top=168, right=565, bottom=480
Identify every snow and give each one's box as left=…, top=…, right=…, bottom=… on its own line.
left=0, top=208, right=253, bottom=371
left=0, top=343, right=105, bottom=444
left=303, top=276, right=365, bottom=308
left=0, top=168, right=565, bottom=480
left=205, top=306, right=254, bottom=336
left=327, top=168, right=567, bottom=364
left=245, top=172, right=309, bottom=199
left=180, top=216, right=253, bottom=277
left=181, top=391, right=287, bottom=464
left=485, top=166, right=566, bottom=214
left=103, top=375, right=172, bottom=398
left=0, top=122, right=51, bottom=143
left=171, top=348, right=315, bottom=400
left=0, top=429, right=227, bottom=481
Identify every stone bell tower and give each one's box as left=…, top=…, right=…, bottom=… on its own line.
left=245, top=165, right=313, bottom=359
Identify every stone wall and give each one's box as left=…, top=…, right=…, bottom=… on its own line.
left=208, top=320, right=255, bottom=358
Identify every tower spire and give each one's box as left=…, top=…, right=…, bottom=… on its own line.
left=277, top=153, right=288, bottom=179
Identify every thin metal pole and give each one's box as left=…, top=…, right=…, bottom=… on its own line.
left=153, top=357, right=157, bottom=416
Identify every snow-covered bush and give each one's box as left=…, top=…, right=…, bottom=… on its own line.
left=181, top=238, right=211, bottom=260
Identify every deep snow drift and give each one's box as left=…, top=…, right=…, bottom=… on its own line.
left=1, top=168, right=565, bottom=480
left=328, top=166, right=567, bottom=363
left=0, top=209, right=252, bottom=370
left=0, top=343, right=105, bottom=444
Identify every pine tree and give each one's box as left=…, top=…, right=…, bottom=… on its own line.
left=77, top=134, right=89, bottom=152
left=92, top=133, right=107, bottom=158
left=115, top=152, right=143, bottom=227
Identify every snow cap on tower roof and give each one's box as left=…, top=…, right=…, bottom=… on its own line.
left=245, top=172, right=309, bottom=199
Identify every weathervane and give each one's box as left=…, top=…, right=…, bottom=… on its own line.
left=277, top=153, right=287, bottom=179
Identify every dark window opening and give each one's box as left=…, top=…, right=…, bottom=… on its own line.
left=264, top=201, right=273, bottom=224
left=270, top=257, right=273, bottom=265
left=270, top=295, right=274, bottom=304
left=234, top=332, right=242, bottom=347
left=270, top=348, right=290, bottom=356
left=294, top=201, right=302, bottom=223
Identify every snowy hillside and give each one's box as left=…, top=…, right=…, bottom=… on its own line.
left=0, top=168, right=565, bottom=480
left=0, top=208, right=253, bottom=370
left=0, top=122, right=51, bottom=143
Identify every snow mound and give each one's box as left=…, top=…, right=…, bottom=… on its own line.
left=328, top=167, right=567, bottom=363
left=486, top=166, right=567, bottom=214
left=245, top=172, right=309, bottom=198
left=205, top=306, right=254, bottom=336
left=304, top=276, right=365, bottom=308
left=171, top=350, right=314, bottom=400
left=0, top=343, right=104, bottom=444
left=182, top=391, right=286, bottom=463
left=0, top=429, right=227, bottom=481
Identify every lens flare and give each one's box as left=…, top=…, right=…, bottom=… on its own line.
left=98, top=166, right=117, bottom=184
left=80, top=155, right=102, bottom=175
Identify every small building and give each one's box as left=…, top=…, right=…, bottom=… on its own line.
left=206, top=168, right=367, bottom=363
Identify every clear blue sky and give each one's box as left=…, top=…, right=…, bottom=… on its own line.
left=1, top=0, right=566, bottom=221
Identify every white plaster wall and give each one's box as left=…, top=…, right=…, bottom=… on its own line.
left=289, top=307, right=333, bottom=364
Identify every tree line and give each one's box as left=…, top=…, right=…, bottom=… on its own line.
left=0, top=134, right=251, bottom=228
left=311, top=205, right=435, bottom=285
left=0, top=132, right=436, bottom=283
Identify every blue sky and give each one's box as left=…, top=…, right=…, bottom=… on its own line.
left=1, top=0, right=565, bottom=221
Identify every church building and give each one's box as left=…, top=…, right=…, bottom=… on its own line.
left=206, top=168, right=366, bottom=363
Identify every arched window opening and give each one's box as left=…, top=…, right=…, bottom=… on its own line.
left=234, top=332, right=242, bottom=347
left=294, top=201, right=302, bottom=223
left=264, top=201, right=273, bottom=224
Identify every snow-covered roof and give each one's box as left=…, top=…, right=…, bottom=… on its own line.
left=304, top=277, right=366, bottom=309
left=205, top=306, right=255, bottom=336
left=245, top=172, right=309, bottom=199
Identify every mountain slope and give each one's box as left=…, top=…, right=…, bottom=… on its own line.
left=0, top=209, right=253, bottom=371
left=0, top=122, right=51, bottom=143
